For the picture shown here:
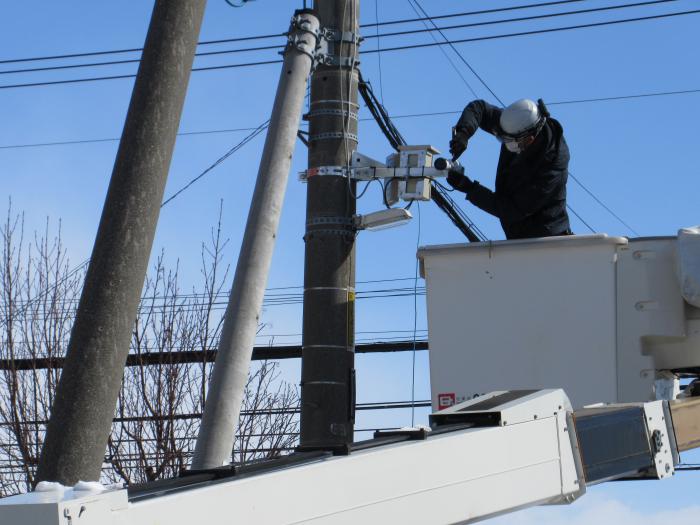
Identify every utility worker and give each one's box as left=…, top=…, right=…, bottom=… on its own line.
left=446, top=98, right=572, bottom=240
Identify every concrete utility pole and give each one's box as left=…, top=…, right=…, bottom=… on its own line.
left=300, top=0, right=360, bottom=452
left=36, top=0, right=207, bottom=485
left=192, top=10, right=320, bottom=470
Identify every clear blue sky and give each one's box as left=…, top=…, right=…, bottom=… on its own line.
left=1, top=0, right=699, bottom=521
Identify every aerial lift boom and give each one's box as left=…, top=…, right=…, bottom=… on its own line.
left=1, top=389, right=697, bottom=524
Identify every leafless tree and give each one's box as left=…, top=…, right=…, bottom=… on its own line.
left=0, top=204, right=299, bottom=495
left=0, top=207, right=80, bottom=495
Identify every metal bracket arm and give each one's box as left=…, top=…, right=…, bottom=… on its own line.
left=299, top=165, right=448, bottom=182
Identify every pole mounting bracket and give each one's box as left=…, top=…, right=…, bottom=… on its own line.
left=314, top=27, right=362, bottom=68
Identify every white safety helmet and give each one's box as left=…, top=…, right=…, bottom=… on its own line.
left=498, top=98, right=547, bottom=153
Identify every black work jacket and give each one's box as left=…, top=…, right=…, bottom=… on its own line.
left=455, top=100, right=571, bottom=240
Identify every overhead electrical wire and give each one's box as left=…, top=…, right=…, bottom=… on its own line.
left=0, top=0, right=588, bottom=66
left=3, top=281, right=430, bottom=314
left=0, top=1, right=677, bottom=78
left=411, top=203, right=422, bottom=426
left=366, top=0, right=683, bottom=41
left=405, top=0, right=479, bottom=99
left=160, top=119, right=269, bottom=207
left=373, top=0, right=386, bottom=104
left=365, top=8, right=700, bottom=56
left=566, top=204, right=596, bottom=233
left=2, top=6, right=699, bottom=90
left=0, top=43, right=285, bottom=76
left=0, top=120, right=271, bottom=328
left=408, top=0, right=505, bottom=106
left=0, top=33, right=286, bottom=66
left=3, top=88, right=699, bottom=151
left=363, top=0, right=588, bottom=28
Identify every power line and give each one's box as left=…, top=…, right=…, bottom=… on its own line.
left=160, top=119, right=269, bottom=207
left=0, top=43, right=285, bottom=76
left=363, top=0, right=588, bottom=28
left=3, top=8, right=699, bottom=91
left=5, top=2, right=672, bottom=78
left=568, top=173, right=640, bottom=235
left=548, top=88, right=700, bottom=105
left=0, top=125, right=267, bottom=150
left=0, top=59, right=282, bottom=90
left=406, top=0, right=479, bottom=99
left=0, top=122, right=271, bottom=328
left=409, top=0, right=505, bottom=106
left=0, top=1, right=585, bottom=66
left=0, top=33, right=285, bottom=66
left=3, top=88, right=698, bottom=151
left=366, top=8, right=700, bottom=55
left=367, top=0, right=682, bottom=41
left=567, top=204, right=596, bottom=233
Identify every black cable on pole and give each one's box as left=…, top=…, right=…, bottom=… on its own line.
left=359, top=70, right=485, bottom=242
left=432, top=189, right=482, bottom=242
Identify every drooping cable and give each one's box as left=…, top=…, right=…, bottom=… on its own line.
left=411, top=202, right=422, bottom=427
left=161, top=119, right=269, bottom=207
left=568, top=173, right=639, bottom=235
left=566, top=204, right=596, bottom=233
left=374, top=0, right=386, bottom=104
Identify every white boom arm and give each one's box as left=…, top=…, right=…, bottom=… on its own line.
left=1, top=388, right=688, bottom=525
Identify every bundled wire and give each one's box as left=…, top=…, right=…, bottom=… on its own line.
left=358, top=71, right=486, bottom=242
left=432, top=186, right=486, bottom=242
left=358, top=71, right=405, bottom=150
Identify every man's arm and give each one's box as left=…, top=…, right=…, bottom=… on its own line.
left=467, top=164, right=567, bottom=223
left=455, top=100, right=503, bottom=138
left=450, top=100, right=502, bottom=159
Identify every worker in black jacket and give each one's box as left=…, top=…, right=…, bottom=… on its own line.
left=446, top=98, right=572, bottom=240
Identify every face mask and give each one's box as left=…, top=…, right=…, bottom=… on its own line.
left=504, top=140, right=522, bottom=154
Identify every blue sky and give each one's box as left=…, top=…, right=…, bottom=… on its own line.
left=1, top=0, right=699, bottom=521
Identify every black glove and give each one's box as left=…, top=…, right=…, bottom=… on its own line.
left=446, top=170, right=475, bottom=193
left=449, top=131, right=469, bottom=160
